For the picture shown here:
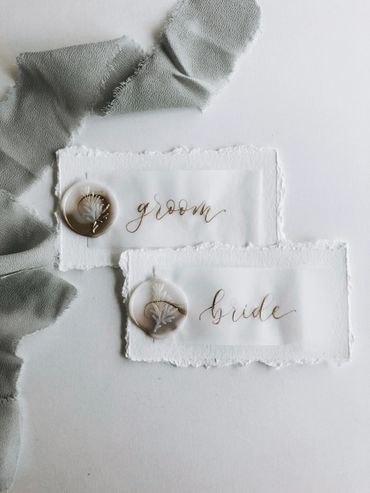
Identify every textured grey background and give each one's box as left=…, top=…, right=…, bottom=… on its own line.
left=1, top=0, right=370, bottom=492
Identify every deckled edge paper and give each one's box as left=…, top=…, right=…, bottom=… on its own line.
left=120, top=242, right=351, bottom=368
left=56, top=145, right=283, bottom=270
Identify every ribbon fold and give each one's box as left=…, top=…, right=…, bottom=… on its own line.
left=0, top=0, right=260, bottom=195
left=0, top=191, right=76, bottom=491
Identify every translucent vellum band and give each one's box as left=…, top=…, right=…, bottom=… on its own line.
left=57, top=145, right=280, bottom=270
left=120, top=243, right=350, bottom=368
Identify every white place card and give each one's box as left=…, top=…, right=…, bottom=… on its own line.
left=120, top=243, right=350, bottom=367
left=57, top=146, right=281, bottom=270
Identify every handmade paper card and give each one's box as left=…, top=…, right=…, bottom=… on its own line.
left=57, top=146, right=281, bottom=270
left=120, top=243, right=350, bottom=367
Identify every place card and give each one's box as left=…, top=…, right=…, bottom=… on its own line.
left=120, top=243, right=350, bottom=367
left=56, top=146, right=281, bottom=270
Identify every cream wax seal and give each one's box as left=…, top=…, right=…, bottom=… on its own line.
left=61, top=181, right=118, bottom=237
left=128, top=277, right=188, bottom=338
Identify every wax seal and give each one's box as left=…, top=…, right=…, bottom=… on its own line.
left=61, top=181, right=118, bottom=237
left=128, top=277, right=188, bottom=338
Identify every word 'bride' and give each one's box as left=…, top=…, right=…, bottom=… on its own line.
left=199, top=289, right=296, bottom=325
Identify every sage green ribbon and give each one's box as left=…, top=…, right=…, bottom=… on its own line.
left=0, top=0, right=260, bottom=195
left=0, top=190, right=76, bottom=491
left=0, top=0, right=261, bottom=489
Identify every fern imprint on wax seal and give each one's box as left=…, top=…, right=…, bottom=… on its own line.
left=61, top=181, right=118, bottom=237
left=128, top=277, right=188, bottom=338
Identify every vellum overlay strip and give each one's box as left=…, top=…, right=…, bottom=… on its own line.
left=120, top=243, right=350, bottom=367
left=57, top=146, right=280, bottom=270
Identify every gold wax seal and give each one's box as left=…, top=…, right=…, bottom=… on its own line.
left=128, top=276, right=188, bottom=338
left=61, top=181, right=118, bottom=237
